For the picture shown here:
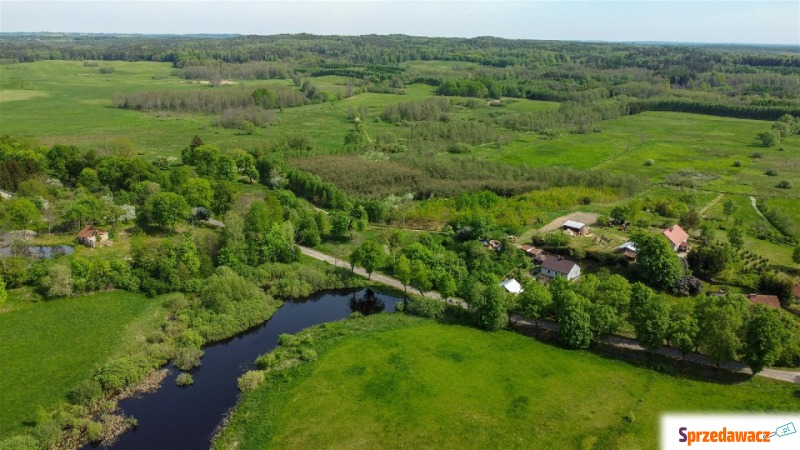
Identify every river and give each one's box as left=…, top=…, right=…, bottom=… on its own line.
left=88, top=288, right=402, bottom=450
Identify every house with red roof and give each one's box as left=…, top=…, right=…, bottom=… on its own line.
left=662, top=224, right=689, bottom=253
left=792, top=285, right=800, bottom=302
left=76, top=224, right=109, bottom=248
left=747, top=294, right=781, bottom=310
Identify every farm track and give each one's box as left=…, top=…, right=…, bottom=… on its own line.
left=300, top=244, right=800, bottom=384
left=699, top=193, right=724, bottom=215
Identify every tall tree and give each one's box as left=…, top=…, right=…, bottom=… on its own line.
left=630, top=231, right=683, bottom=291
left=394, top=255, right=411, bottom=292
left=629, top=283, right=670, bottom=350
left=349, top=240, right=385, bottom=280
left=471, top=284, right=508, bottom=331
left=557, top=291, right=592, bottom=349
left=727, top=227, right=745, bottom=250
left=722, top=199, right=739, bottom=221
left=695, top=294, right=748, bottom=365
left=743, top=305, right=784, bottom=373
left=145, top=192, right=189, bottom=232
left=409, top=259, right=432, bottom=295
left=519, top=280, right=553, bottom=328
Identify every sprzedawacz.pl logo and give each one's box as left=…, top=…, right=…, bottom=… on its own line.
left=662, top=415, right=796, bottom=449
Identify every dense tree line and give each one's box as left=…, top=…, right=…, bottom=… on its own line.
left=112, top=85, right=311, bottom=114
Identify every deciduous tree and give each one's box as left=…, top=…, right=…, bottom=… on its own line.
left=743, top=305, right=784, bottom=373
left=630, top=231, right=683, bottom=291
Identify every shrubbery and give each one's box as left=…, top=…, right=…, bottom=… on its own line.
left=93, top=354, right=156, bottom=393
left=405, top=297, right=445, bottom=319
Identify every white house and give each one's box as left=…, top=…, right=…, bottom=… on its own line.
left=499, top=278, right=524, bottom=295
left=540, top=256, right=581, bottom=281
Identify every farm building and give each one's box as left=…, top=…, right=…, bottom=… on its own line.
left=662, top=224, right=689, bottom=252
left=518, top=245, right=546, bottom=262
left=499, top=278, right=524, bottom=295
left=616, top=241, right=638, bottom=260
left=562, top=220, right=589, bottom=236
left=792, top=285, right=800, bottom=301
left=747, top=294, right=781, bottom=310
left=540, top=256, right=581, bottom=281
left=76, top=225, right=109, bottom=248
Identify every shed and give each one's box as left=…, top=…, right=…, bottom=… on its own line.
left=562, top=220, right=588, bottom=235
left=500, top=278, right=524, bottom=295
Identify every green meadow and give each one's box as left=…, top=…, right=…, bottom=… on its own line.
left=215, top=314, right=800, bottom=450
left=0, top=290, right=165, bottom=438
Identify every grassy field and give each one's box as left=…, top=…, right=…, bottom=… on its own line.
left=215, top=314, right=799, bottom=450
left=0, top=290, right=166, bottom=438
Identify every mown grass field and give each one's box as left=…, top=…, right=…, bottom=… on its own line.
left=215, top=314, right=799, bottom=450
left=0, top=290, right=166, bottom=438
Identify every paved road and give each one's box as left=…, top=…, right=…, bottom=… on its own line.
left=300, top=245, right=799, bottom=384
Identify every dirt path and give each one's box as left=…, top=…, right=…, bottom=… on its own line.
left=538, top=212, right=599, bottom=233
left=300, top=245, right=798, bottom=384
left=299, top=245, right=465, bottom=307
left=699, top=193, right=724, bottom=215
left=749, top=196, right=770, bottom=222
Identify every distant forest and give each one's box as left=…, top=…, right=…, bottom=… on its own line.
left=3, top=33, right=799, bottom=120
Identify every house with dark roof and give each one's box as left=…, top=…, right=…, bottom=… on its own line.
left=76, top=225, right=109, bottom=248
left=747, top=294, right=781, bottom=310
left=540, top=256, right=581, bottom=281
left=662, top=224, right=689, bottom=252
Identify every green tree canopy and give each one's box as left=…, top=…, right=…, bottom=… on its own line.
left=629, top=282, right=670, bottom=350
left=743, top=305, right=784, bottom=373
left=144, top=192, right=189, bottom=232
left=630, top=231, right=683, bottom=291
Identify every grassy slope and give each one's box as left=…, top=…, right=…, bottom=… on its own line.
left=0, top=290, right=165, bottom=438
left=216, top=315, right=799, bottom=450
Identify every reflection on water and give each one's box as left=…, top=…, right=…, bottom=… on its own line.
left=89, top=288, right=403, bottom=450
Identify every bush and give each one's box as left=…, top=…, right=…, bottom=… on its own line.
left=176, top=373, right=194, bottom=386
left=776, top=180, right=792, bottom=189
left=643, top=159, right=654, bottom=166
left=238, top=370, right=265, bottom=393
left=764, top=169, right=778, bottom=176
left=98, top=66, right=115, bottom=74
left=0, top=435, right=39, bottom=450
left=93, top=355, right=154, bottom=392
left=447, top=142, right=472, bottom=154
left=177, top=329, right=205, bottom=348
left=173, top=347, right=204, bottom=371
left=751, top=152, right=763, bottom=159
left=67, top=380, right=103, bottom=406
left=733, top=160, right=742, bottom=167
left=405, top=297, right=446, bottom=319
left=85, top=420, right=104, bottom=443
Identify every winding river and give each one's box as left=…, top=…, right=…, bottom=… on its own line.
left=89, top=288, right=402, bottom=450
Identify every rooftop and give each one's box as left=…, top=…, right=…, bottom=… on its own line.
left=563, top=220, right=586, bottom=230
left=747, top=294, right=781, bottom=310
left=542, top=256, right=579, bottom=274
left=662, top=224, right=689, bottom=247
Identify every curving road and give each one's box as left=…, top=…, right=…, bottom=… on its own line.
left=299, top=245, right=799, bottom=384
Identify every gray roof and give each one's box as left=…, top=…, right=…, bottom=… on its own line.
left=542, top=256, right=579, bottom=274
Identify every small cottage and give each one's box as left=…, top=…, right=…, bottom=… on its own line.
left=499, top=278, right=524, bottom=295
left=662, top=224, right=689, bottom=252
left=540, top=256, right=581, bottom=281
left=616, top=241, right=638, bottom=260
left=77, top=225, right=109, bottom=248
left=562, top=220, right=589, bottom=236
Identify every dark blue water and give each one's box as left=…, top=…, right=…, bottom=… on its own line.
left=91, top=288, right=402, bottom=450
left=0, top=245, right=74, bottom=258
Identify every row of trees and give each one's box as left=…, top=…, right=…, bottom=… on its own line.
left=509, top=275, right=797, bottom=372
